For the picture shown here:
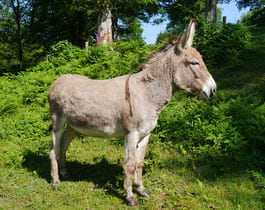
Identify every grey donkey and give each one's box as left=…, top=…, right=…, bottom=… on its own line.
left=48, top=19, right=216, bottom=206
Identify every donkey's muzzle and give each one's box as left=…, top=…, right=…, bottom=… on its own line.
left=201, top=77, right=217, bottom=99
left=201, top=88, right=216, bottom=99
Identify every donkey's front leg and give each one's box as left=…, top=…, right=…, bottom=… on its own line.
left=124, top=131, right=139, bottom=206
left=134, top=134, right=150, bottom=198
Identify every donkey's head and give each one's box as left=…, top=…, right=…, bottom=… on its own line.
left=173, top=19, right=216, bottom=99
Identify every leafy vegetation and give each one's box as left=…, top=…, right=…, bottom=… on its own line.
left=242, top=7, right=265, bottom=28
left=158, top=22, right=251, bottom=71
left=0, top=0, right=159, bottom=74
left=195, top=22, right=251, bottom=70
left=0, top=24, right=265, bottom=208
left=1, top=0, right=257, bottom=74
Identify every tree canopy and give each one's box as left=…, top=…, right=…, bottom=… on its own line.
left=0, top=0, right=263, bottom=73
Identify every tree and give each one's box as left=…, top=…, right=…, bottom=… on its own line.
left=111, top=0, right=159, bottom=41
left=206, top=0, right=218, bottom=22
left=28, top=0, right=98, bottom=48
left=118, top=17, right=143, bottom=41
left=10, top=0, right=25, bottom=65
left=0, top=0, right=28, bottom=67
left=27, top=0, right=159, bottom=47
left=235, top=0, right=264, bottom=28
left=159, top=0, right=206, bottom=31
left=96, top=0, right=159, bottom=44
left=96, top=1, right=113, bottom=45
left=236, top=0, right=264, bottom=9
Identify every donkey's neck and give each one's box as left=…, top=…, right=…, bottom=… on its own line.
left=137, top=47, right=176, bottom=113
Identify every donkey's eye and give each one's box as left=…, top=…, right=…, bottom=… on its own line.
left=190, top=61, right=199, bottom=66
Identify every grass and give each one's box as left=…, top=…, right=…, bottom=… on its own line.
left=1, top=138, right=265, bottom=209
left=0, top=139, right=263, bottom=209
left=0, top=29, right=265, bottom=209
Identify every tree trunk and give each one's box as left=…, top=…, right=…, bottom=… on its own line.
left=96, top=5, right=113, bottom=45
left=206, top=0, right=217, bottom=22
left=112, top=16, right=118, bottom=42
left=11, top=0, right=23, bottom=66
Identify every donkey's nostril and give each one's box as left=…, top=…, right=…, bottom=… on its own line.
left=210, top=90, right=214, bottom=98
left=210, top=88, right=216, bottom=97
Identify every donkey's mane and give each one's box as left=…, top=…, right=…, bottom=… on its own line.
left=138, top=36, right=180, bottom=72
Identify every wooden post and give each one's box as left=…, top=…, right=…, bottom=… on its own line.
left=45, top=55, right=49, bottom=62
left=85, top=41, right=89, bottom=51
left=222, top=16, right=227, bottom=25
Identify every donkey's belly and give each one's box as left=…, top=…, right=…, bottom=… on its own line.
left=69, top=123, right=127, bottom=138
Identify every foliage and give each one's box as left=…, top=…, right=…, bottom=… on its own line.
left=236, top=0, right=265, bottom=9
left=159, top=0, right=206, bottom=31
left=117, top=17, right=144, bottom=42
left=153, top=87, right=265, bottom=159
left=0, top=40, right=156, bottom=166
left=0, top=0, right=160, bottom=74
left=241, top=7, right=265, bottom=28
left=0, top=0, right=44, bottom=74
left=194, top=22, right=252, bottom=70
left=27, top=0, right=159, bottom=46
left=156, top=22, right=252, bottom=71
left=1, top=33, right=264, bottom=167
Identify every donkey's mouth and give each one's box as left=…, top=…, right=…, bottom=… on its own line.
left=201, top=77, right=217, bottom=100
left=200, top=90, right=210, bottom=100
left=200, top=87, right=216, bottom=99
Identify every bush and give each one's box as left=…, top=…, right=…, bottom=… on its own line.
left=152, top=82, right=265, bottom=161
left=0, top=38, right=264, bottom=168
left=194, top=23, right=252, bottom=71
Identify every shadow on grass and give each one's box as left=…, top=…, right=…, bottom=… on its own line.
left=22, top=150, right=125, bottom=201
left=162, top=149, right=265, bottom=183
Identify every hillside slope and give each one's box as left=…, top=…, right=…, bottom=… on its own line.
left=0, top=33, right=264, bottom=208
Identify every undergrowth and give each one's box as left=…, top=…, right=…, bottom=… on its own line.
left=0, top=33, right=265, bottom=208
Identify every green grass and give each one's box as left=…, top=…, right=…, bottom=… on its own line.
left=0, top=33, right=265, bottom=208
left=1, top=138, right=265, bottom=209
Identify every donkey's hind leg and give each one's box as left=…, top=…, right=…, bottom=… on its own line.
left=58, top=125, right=76, bottom=178
left=134, top=134, right=150, bottom=198
left=49, top=112, right=65, bottom=186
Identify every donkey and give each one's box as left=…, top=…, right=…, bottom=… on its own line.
left=48, top=19, right=216, bottom=206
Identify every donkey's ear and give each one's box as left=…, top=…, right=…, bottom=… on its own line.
left=175, top=33, right=185, bottom=53
left=183, top=19, right=196, bottom=48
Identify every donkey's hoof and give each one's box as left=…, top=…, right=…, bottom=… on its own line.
left=127, top=199, right=136, bottom=206
left=126, top=195, right=136, bottom=206
left=52, top=180, right=60, bottom=188
left=140, top=189, right=150, bottom=198
left=136, top=185, right=150, bottom=198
